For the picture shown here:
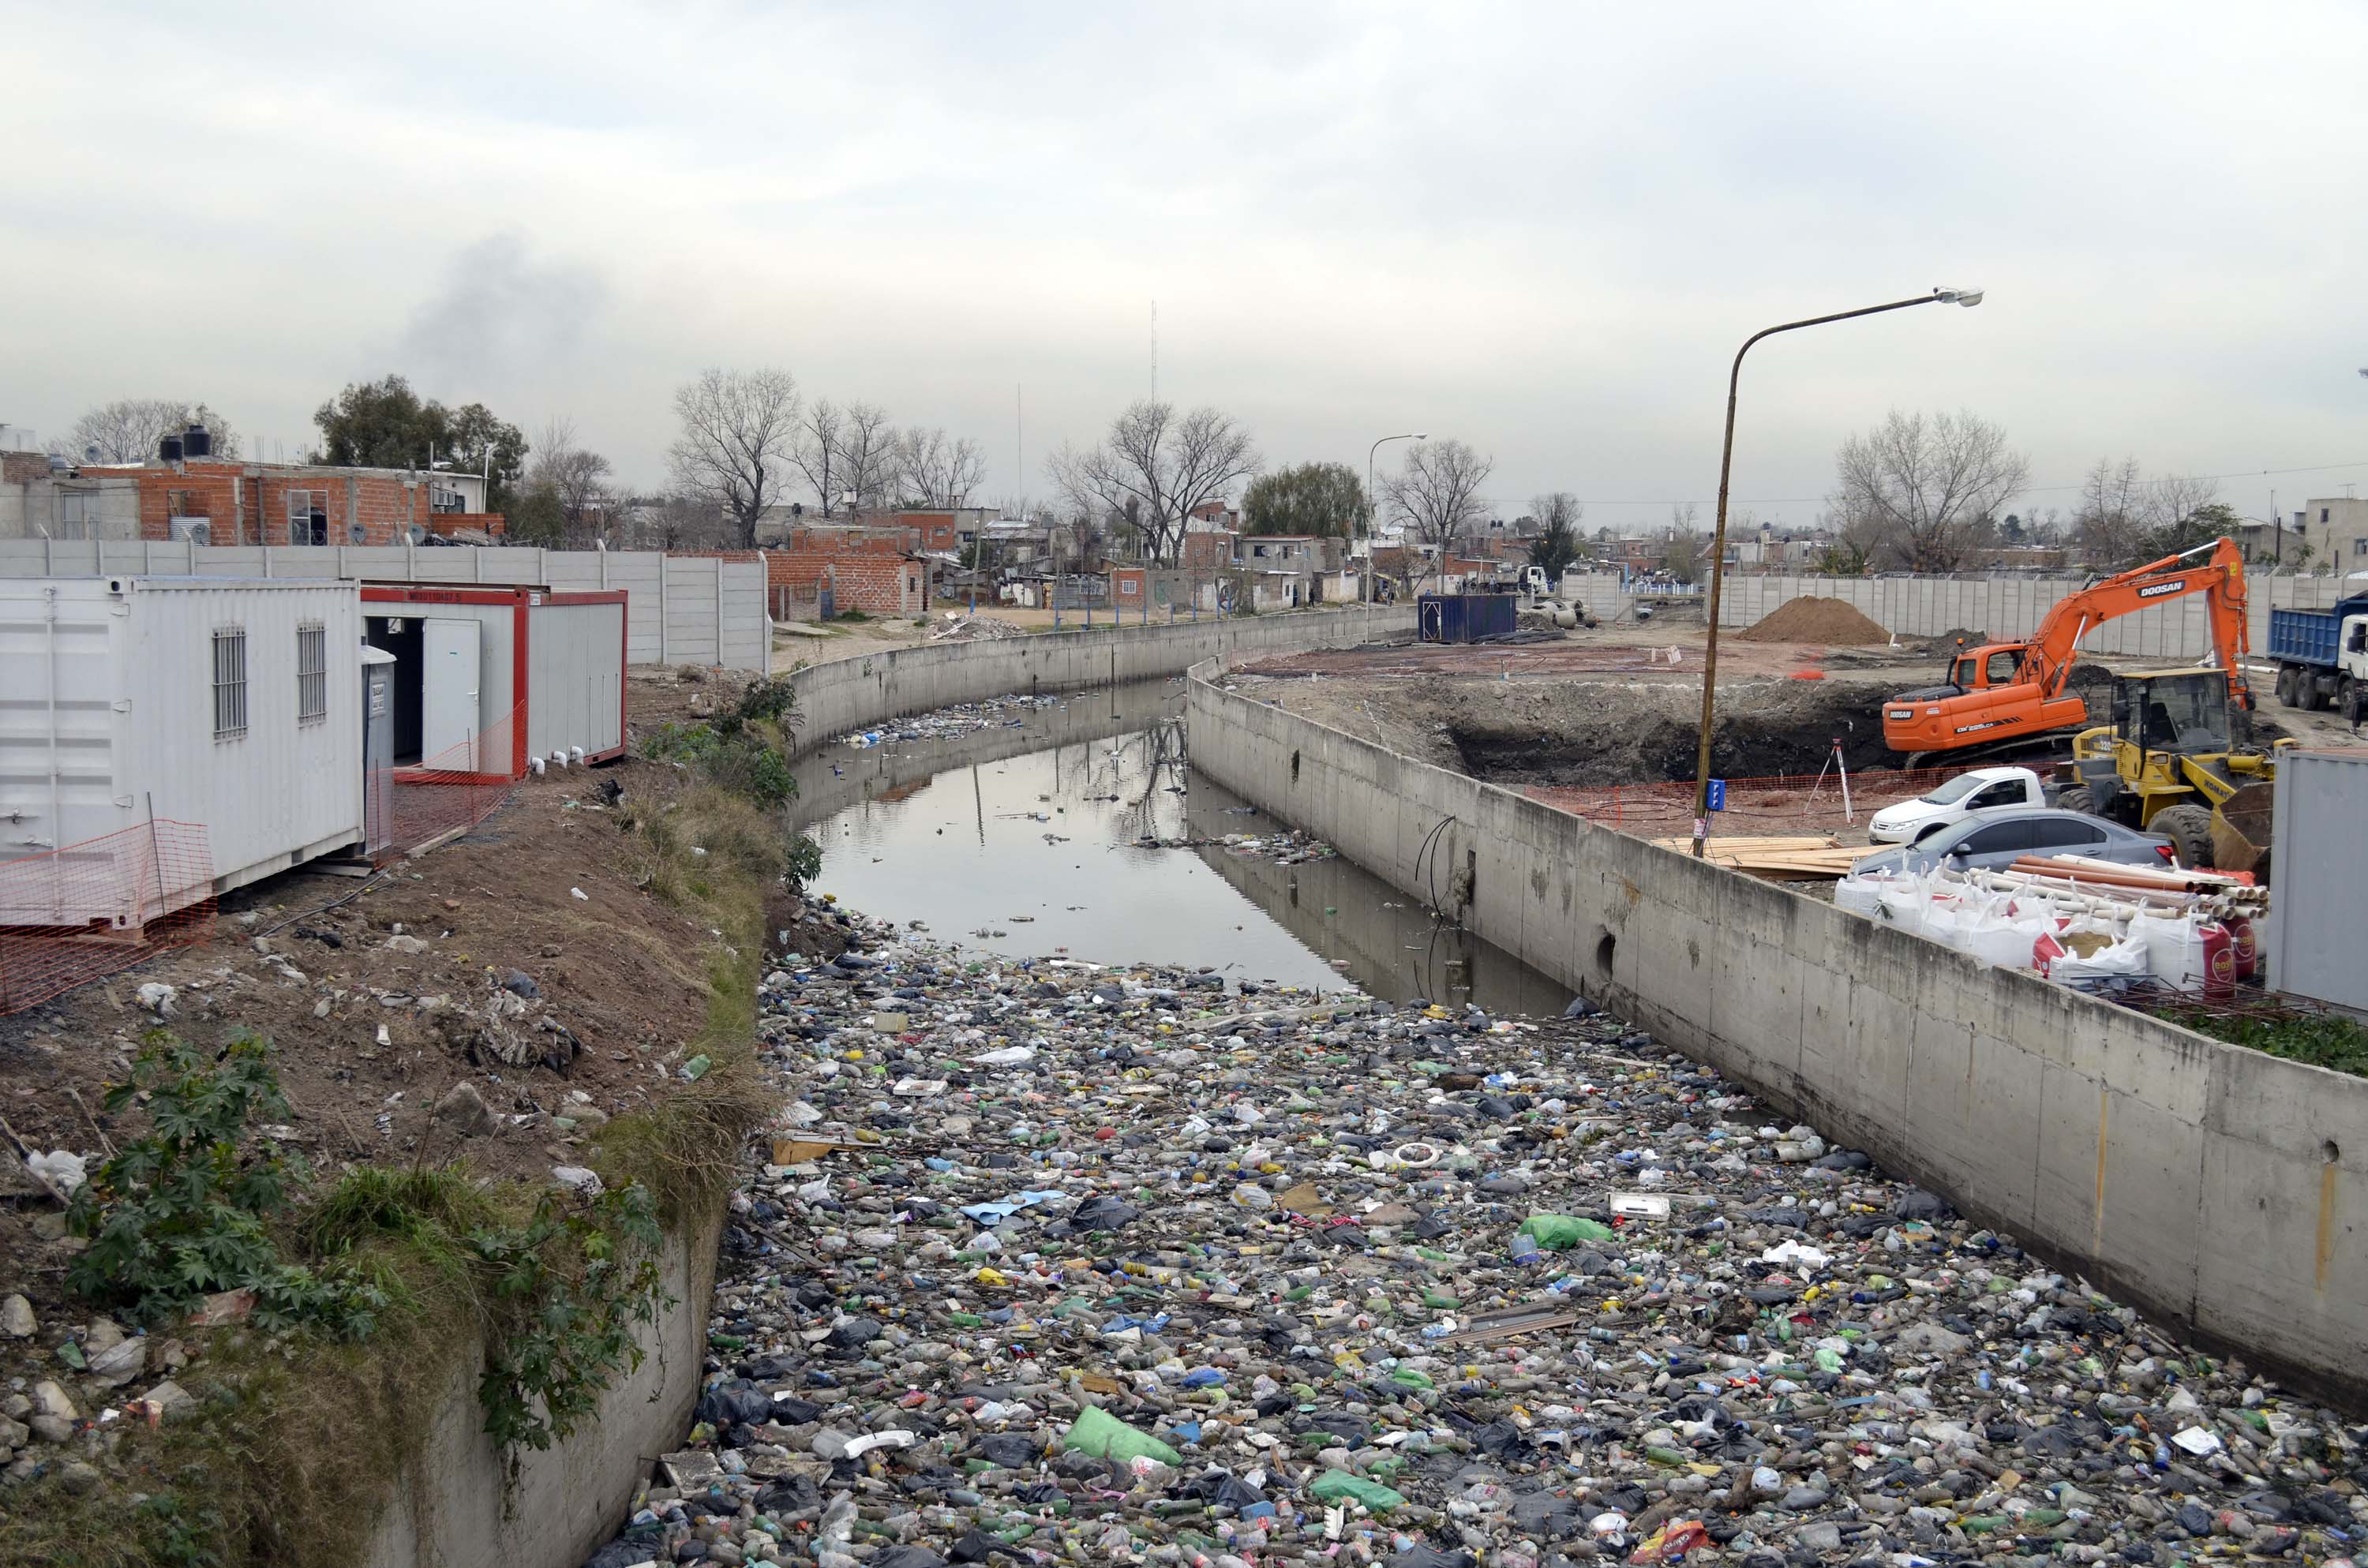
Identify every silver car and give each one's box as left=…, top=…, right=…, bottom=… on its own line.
left=1852, top=806, right=2174, bottom=878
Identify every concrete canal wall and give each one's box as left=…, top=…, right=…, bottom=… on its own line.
left=781, top=606, right=1412, bottom=758
left=1187, top=655, right=2368, bottom=1410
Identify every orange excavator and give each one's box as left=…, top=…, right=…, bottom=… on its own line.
left=1881, top=537, right=2252, bottom=767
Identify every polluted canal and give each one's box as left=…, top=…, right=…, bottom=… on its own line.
left=580, top=677, right=2368, bottom=1568
left=793, top=679, right=1566, bottom=1016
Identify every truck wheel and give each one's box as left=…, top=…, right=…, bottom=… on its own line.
left=2302, top=676, right=2327, bottom=713
left=2276, top=666, right=2301, bottom=707
left=2153, top=803, right=2216, bottom=870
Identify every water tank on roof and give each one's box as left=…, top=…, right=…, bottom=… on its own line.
left=158, top=434, right=183, bottom=462
left=182, top=422, right=212, bottom=458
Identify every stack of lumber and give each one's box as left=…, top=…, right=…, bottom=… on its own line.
left=1648, top=834, right=1868, bottom=879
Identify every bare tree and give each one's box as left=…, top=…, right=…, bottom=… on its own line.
left=1045, top=401, right=1261, bottom=564
left=2072, top=459, right=2222, bottom=568
left=1662, top=502, right=1705, bottom=583
left=1383, top=438, right=1494, bottom=552
left=891, top=426, right=988, bottom=507
left=668, top=368, right=800, bottom=547
left=789, top=397, right=844, bottom=516
left=2072, top=457, right=2147, bottom=568
left=526, top=418, right=619, bottom=547
left=68, top=399, right=239, bottom=463
left=836, top=400, right=897, bottom=513
left=1831, top=409, right=2026, bottom=572
left=635, top=490, right=724, bottom=550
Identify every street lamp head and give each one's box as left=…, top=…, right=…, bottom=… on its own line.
left=1934, top=286, right=1984, bottom=307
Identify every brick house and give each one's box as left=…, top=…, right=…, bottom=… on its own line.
left=1180, top=529, right=1239, bottom=574
left=750, top=532, right=930, bottom=616
left=73, top=459, right=503, bottom=545
left=851, top=507, right=994, bottom=556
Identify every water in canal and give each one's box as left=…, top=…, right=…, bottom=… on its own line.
left=793, top=681, right=1569, bottom=1016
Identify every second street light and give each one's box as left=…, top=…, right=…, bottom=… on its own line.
left=1689, top=286, right=1984, bottom=858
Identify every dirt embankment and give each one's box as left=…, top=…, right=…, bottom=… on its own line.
left=1242, top=662, right=1904, bottom=788
left=0, top=672, right=820, bottom=1357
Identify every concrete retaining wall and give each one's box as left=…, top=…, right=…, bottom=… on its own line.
left=363, top=1209, right=722, bottom=1568
left=1704, top=572, right=2347, bottom=661
left=1189, top=658, right=2368, bottom=1409
left=782, top=605, right=1411, bottom=758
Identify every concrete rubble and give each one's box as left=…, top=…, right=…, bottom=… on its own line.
left=579, top=902, right=2368, bottom=1568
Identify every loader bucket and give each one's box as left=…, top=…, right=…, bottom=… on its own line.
left=2212, top=780, right=2276, bottom=881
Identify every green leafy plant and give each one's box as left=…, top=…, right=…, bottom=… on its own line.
left=642, top=676, right=808, bottom=810
left=67, top=1031, right=381, bottom=1336
left=471, top=1183, right=669, bottom=1454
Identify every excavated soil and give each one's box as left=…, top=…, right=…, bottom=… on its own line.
left=1244, top=665, right=1904, bottom=788
left=1735, top=596, right=1890, bottom=645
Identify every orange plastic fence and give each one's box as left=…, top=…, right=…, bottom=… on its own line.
left=380, top=703, right=523, bottom=857
left=0, top=819, right=216, bottom=1016
left=1527, top=764, right=1977, bottom=839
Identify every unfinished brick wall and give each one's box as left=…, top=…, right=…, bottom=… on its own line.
left=1182, top=531, right=1238, bottom=573
left=704, top=540, right=927, bottom=615
left=78, top=462, right=461, bottom=545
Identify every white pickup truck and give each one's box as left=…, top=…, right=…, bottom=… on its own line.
left=1865, top=765, right=2047, bottom=844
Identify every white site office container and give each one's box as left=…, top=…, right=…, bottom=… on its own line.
left=358, top=585, right=625, bottom=775
left=0, top=576, right=364, bottom=925
left=526, top=595, right=626, bottom=765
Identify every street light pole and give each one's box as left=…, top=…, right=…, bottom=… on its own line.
left=1367, top=432, right=1426, bottom=601
left=1689, top=288, right=1984, bottom=857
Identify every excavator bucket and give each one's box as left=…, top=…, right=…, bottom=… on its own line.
left=2212, top=780, right=2277, bottom=881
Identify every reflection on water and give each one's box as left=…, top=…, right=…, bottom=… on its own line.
left=796, top=681, right=1570, bottom=1016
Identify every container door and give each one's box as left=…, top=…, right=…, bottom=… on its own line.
left=422, top=619, right=481, bottom=770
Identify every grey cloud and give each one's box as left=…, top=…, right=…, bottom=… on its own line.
left=392, top=234, right=609, bottom=394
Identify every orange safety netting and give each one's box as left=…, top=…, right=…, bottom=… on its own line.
left=380, top=702, right=523, bottom=858
left=0, top=819, right=216, bottom=1016
left=1527, top=764, right=1980, bottom=840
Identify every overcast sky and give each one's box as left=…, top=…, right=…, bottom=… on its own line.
left=8, top=2, right=2367, bottom=530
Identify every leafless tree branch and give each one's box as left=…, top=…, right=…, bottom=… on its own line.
left=668, top=367, right=800, bottom=548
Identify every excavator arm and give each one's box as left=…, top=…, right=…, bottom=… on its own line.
left=2019, top=537, right=2252, bottom=706
left=1882, top=537, right=2252, bottom=760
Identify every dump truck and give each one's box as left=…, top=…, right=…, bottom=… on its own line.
left=2266, top=592, right=2368, bottom=713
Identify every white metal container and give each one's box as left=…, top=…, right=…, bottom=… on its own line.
left=525, top=595, right=626, bottom=765
left=2266, top=748, right=2368, bottom=1013
left=0, top=576, right=364, bottom=924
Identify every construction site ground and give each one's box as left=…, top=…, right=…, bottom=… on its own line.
left=1224, top=623, right=2366, bottom=845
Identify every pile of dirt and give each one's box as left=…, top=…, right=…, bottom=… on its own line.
left=1736, top=596, right=1890, bottom=646
left=1917, top=626, right=1991, bottom=654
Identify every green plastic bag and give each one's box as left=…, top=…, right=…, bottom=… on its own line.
left=1060, top=1405, right=1182, bottom=1466
left=1517, top=1213, right=1614, bottom=1250
left=1309, top=1471, right=1406, bottom=1512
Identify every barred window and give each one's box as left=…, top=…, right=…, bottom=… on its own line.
left=212, top=626, right=248, bottom=739
left=296, top=622, right=328, bottom=723
left=287, top=489, right=325, bottom=545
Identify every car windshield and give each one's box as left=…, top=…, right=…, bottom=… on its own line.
left=1919, top=773, right=1992, bottom=806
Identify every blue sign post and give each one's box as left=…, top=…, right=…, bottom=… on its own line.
left=1706, top=779, right=1727, bottom=812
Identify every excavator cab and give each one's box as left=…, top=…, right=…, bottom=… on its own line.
left=2058, top=668, right=2284, bottom=873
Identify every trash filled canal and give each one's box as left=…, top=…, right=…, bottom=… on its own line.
left=580, top=675, right=2368, bottom=1568
left=794, top=679, right=1570, bottom=1016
